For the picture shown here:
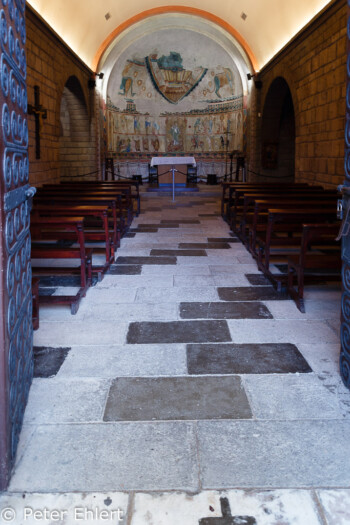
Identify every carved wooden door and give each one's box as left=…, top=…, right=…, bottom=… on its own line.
left=338, top=3, right=350, bottom=390
left=0, top=0, right=35, bottom=489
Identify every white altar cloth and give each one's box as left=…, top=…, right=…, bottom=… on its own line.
left=150, top=156, right=196, bottom=167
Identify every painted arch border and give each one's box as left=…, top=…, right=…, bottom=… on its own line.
left=92, top=6, right=258, bottom=73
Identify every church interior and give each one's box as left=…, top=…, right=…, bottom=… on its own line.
left=1, top=0, right=350, bottom=522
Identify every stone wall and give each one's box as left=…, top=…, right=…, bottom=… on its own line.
left=255, top=0, right=346, bottom=188
left=26, top=5, right=98, bottom=186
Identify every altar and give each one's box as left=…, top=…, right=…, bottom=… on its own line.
left=150, top=156, right=196, bottom=187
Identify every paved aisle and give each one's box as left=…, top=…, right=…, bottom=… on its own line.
left=2, top=189, right=350, bottom=524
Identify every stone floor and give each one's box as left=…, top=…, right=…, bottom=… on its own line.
left=2, top=186, right=350, bottom=524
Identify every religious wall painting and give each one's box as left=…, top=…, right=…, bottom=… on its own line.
left=114, top=53, right=239, bottom=107
left=166, top=116, right=187, bottom=152
left=145, top=52, right=208, bottom=104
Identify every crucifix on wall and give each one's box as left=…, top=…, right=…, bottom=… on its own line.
left=27, top=85, right=47, bottom=159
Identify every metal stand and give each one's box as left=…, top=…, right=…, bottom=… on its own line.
left=171, top=166, right=177, bottom=202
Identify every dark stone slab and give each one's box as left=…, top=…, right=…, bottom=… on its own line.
left=127, top=320, right=232, bottom=344
left=107, top=264, right=142, bottom=275
left=178, top=243, right=231, bottom=249
left=123, top=232, right=136, bottom=238
left=160, top=219, right=200, bottom=224
left=187, top=343, right=312, bottom=374
left=207, top=237, right=240, bottom=243
left=150, top=249, right=207, bottom=257
left=180, top=302, right=273, bottom=320
left=218, top=287, right=288, bottom=301
left=274, top=264, right=288, bottom=273
left=199, top=213, right=220, bottom=217
left=115, top=256, right=177, bottom=265
left=104, top=376, right=252, bottom=421
left=143, top=207, right=162, bottom=211
left=129, top=228, right=158, bottom=233
left=38, top=287, right=56, bottom=296
left=38, top=275, right=98, bottom=287
left=34, top=346, right=70, bottom=378
left=245, top=274, right=272, bottom=286
left=140, top=223, right=179, bottom=228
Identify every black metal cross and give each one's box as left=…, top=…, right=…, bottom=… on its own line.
left=27, top=85, right=47, bottom=159
left=199, top=497, right=257, bottom=525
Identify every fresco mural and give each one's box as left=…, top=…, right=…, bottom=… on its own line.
left=106, top=29, right=246, bottom=157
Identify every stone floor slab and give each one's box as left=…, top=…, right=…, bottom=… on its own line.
left=180, top=302, right=273, bottom=320
left=58, top=344, right=187, bottom=378
left=34, top=321, right=129, bottom=346
left=23, top=378, right=109, bottom=424
left=243, top=374, right=343, bottom=419
left=127, top=320, right=232, bottom=344
left=207, top=237, right=239, bottom=243
left=226, top=320, right=339, bottom=344
left=197, top=419, right=350, bottom=487
left=245, top=274, right=272, bottom=286
left=34, top=346, right=70, bottom=378
left=178, top=243, right=231, bottom=249
left=131, top=489, right=323, bottom=525
left=107, top=264, right=142, bottom=275
left=10, top=422, right=199, bottom=492
left=104, top=376, right=252, bottom=421
left=297, top=343, right=340, bottom=374
left=150, top=249, right=208, bottom=256
left=160, top=219, right=200, bottom=224
left=129, top=228, right=158, bottom=233
left=0, top=492, right=129, bottom=525
left=212, top=275, right=252, bottom=287
left=264, top=299, right=340, bottom=320
left=187, top=343, right=312, bottom=374
left=141, top=264, right=211, bottom=275
left=174, top=275, right=216, bottom=287
left=218, top=286, right=288, bottom=301
left=317, top=489, right=350, bottom=525
left=115, top=256, right=177, bottom=265
left=209, top=264, right=260, bottom=275
left=80, top=302, right=178, bottom=321
left=135, top=286, right=219, bottom=303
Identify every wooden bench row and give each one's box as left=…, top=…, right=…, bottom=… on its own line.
left=31, top=180, right=139, bottom=322
left=223, top=183, right=341, bottom=312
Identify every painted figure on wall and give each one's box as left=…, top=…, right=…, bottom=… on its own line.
left=171, top=122, right=180, bottom=146
left=119, top=62, right=135, bottom=97
left=209, top=67, right=235, bottom=98
left=152, top=137, right=160, bottom=151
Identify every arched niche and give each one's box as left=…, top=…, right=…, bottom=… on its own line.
left=59, top=76, right=95, bottom=180
left=260, top=76, right=296, bottom=182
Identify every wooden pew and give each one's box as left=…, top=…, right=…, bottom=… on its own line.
left=223, top=182, right=311, bottom=221
left=34, top=193, right=123, bottom=250
left=229, top=187, right=331, bottom=234
left=55, top=180, right=141, bottom=216
left=31, top=216, right=93, bottom=314
left=256, top=208, right=338, bottom=287
left=40, top=184, right=135, bottom=226
left=245, top=195, right=338, bottom=255
left=32, top=203, right=114, bottom=273
left=287, top=223, right=341, bottom=312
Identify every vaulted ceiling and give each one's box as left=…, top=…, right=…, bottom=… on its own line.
left=27, top=0, right=333, bottom=72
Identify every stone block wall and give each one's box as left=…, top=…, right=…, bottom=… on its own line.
left=26, top=5, right=98, bottom=186
left=256, top=0, right=347, bottom=188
